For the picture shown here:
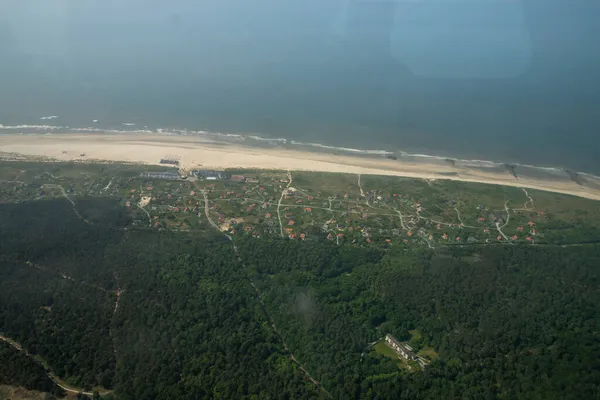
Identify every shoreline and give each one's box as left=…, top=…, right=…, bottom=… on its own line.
left=2, top=132, right=600, bottom=201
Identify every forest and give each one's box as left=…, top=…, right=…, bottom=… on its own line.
left=1, top=195, right=599, bottom=399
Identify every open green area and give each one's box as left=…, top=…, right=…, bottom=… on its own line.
left=1, top=160, right=600, bottom=399
left=373, top=342, right=397, bottom=360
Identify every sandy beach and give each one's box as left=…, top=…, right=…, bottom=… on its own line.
left=2, top=132, right=600, bottom=201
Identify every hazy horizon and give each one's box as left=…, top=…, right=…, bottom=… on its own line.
left=1, top=0, right=599, bottom=173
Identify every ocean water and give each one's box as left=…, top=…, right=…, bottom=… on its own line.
left=1, top=0, right=599, bottom=173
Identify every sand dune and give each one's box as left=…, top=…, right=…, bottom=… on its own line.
left=2, top=132, right=600, bottom=201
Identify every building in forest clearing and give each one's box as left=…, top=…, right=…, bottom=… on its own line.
left=385, top=334, right=430, bottom=369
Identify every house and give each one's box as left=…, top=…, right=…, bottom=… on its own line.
left=265, top=212, right=271, bottom=218
left=288, top=220, right=295, bottom=226
left=246, top=177, right=259, bottom=183
left=231, top=175, right=245, bottom=182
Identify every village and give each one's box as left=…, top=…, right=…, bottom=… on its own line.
left=0, top=159, right=573, bottom=250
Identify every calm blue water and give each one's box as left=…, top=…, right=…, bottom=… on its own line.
left=1, top=1, right=599, bottom=173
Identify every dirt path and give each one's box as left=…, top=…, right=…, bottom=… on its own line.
left=200, top=189, right=232, bottom=240
left=357, top=174, right=374, bottom=208
left=42, top=184, right=90, bottom=224
left=276, top=171, right=293, bottom=238
left=103, top=176, right=116, bottom=191
left=501, top=200, right=511, bottom=229
left=391, top=207, right=409, bottom=231
left=198, top=184, right=329, bottom=397
left=0, top=335, right=104, bottom=397
left=522, top=188, right=534, bottom=209
left=136, top=203, right=152, bottom=226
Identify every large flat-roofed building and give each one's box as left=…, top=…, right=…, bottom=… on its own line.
left=193, top=170, right=223, bottom=180
left=140, top=172, right=180, bottom=180
left=385, top=334, right=430, bottom=368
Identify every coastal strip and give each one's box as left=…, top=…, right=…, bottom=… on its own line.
left=1, top=132, right=600, bottom=201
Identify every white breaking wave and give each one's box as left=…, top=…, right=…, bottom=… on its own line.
left=0, top=124, right=65, bottom=130
left=1, top=120, right=598, bottom=179
left=248, top=135, right=288, bottom=144
left=290, top=140, right=393, bottom=155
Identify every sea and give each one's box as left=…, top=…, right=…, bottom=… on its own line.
left=1, top=0, right=599, bottom=174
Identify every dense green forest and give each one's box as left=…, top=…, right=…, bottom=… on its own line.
left=1, top=196, right=600, bottom=399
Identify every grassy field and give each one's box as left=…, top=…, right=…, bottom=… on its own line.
left=418, top=347, right=439, bottom=361
left=373, top=341, right=398, bottom=360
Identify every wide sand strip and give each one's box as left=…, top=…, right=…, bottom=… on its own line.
left=1, top=133, right=600, bottom=201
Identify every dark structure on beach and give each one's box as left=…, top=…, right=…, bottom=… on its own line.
left=160, top=155, right=180, bottom=166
